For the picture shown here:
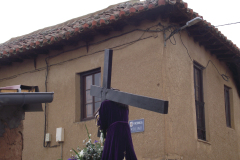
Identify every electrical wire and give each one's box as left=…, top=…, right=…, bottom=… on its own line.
left=178, top=31, right=229, bottom=82
left=0, top=24, right=166, bottom=82
left=168, top=28, right=176, bottom=45
left=215, top=22, right=240, bottom=27
left=179, top=31, right=193, bottom=62
left=204, top=60, right=229, bottom=81
left=41, top=22, right=167, bottom=148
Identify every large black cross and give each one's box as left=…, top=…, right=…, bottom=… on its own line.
left=90, top=49, right=168, bottom=114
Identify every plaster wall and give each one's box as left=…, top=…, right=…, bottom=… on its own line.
left=0, top=18, right=239, bottom=160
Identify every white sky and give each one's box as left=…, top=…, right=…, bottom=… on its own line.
left=0, top=0, right=239, bottom=47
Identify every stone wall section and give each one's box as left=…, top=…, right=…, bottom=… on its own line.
left=0, top=122, right=23, bottom=160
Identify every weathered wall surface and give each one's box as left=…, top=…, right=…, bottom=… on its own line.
left=0, top=18, right=239, bottom=160
left=0, top=122, right=23, bottom=160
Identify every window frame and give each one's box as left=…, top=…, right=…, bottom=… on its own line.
left=224, top=85, right=232, bottom=128
left=80, top=68, right=101, bottom=121
left=193, top=62, right=206, bottom=141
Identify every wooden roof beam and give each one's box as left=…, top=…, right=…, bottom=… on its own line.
left=217, top=53, right=235, bottom=59
left=211, top=50, right=230, bottom=55
left=0, top=61, right=12, bottom=66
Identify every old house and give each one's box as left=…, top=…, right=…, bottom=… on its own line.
left=0, top=0, right=240, bottom=159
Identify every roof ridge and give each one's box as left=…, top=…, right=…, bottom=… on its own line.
left=0, top=0, right=239, bottom=56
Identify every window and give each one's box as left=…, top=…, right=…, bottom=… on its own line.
left=224, top=86, right=232, bottom=128
left=81, top=68, right=101, bottom=120
left=194, top=63, right=206, bottom=140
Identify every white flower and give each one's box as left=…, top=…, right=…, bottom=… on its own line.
left=100, top=132, right=104, bottom=143
left=79, top=150, right=84, bottom=157
left=89, top=134, right=91, bottom=137
left=100, top=136, right=103, bottom=143
left=89, top=139, right=92, bottom=142
left=83, top=140, right=85, bottom=143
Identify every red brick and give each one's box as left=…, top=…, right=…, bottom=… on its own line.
left=74, top=27, right=79, bottom=32
left=119, top=11, right=126, bottom=17
left=189, top=9, right=193, bottom=14
left=83, top=23, right=89, bottom=29
left=65, top=32, right=71, bottom=39
left=158, top=0, right=166, bottom=6
left=36, top=41, right=40, bottom=46
left=43, top=39, right=48, bottom=44
left=109, top=15, right=115, bottom=21
left=137, top=6, right=144, bottom=11
left=148, top=4, right=154, bottom=9
left=129, top=7, right=136, bottom=13
left=30, top=42, right=35, bottom=47
left=50, top=36, right=55, bottom=42
left=183, top=2, right=188, bottom=8
left=100, top=19, right=105, bottom=25
left=92, top=20, right=97, bottom=27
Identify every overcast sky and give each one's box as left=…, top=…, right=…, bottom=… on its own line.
left=0, top=0, right=239, bottom=48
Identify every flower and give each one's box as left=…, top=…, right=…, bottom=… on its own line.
left=79, top=150, right=84, bottom=157
left=69, top=125, right=104, bottom=160
left=100, top=132, right=104, bottom=144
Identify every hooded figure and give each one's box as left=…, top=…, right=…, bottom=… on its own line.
left=97, top=100, right=138, bottom=160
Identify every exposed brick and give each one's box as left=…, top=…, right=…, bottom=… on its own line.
left=0, top=123, right=23, bottom=160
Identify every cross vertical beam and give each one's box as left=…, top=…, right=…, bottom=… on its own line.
left=102, top=49, right=113, bottom=101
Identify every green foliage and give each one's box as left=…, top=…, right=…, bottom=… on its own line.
left=72, top=148, right=80, bottom=159
left=69, top=125, right=104, bottom=160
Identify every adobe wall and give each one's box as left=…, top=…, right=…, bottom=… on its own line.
left=0, top=122, right=23, bottom=160
left=0, top=17, right=239, bottom=160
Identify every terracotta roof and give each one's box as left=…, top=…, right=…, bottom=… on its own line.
left=0, top=0, right=240, bottom=94
left=0, top=0, right=239, bottom=57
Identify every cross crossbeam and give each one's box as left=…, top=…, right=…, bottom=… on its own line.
left=90, top=49, right=168, bottom=114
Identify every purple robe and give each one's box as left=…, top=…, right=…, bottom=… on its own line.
left=97, top=100, right=138, bottom=160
